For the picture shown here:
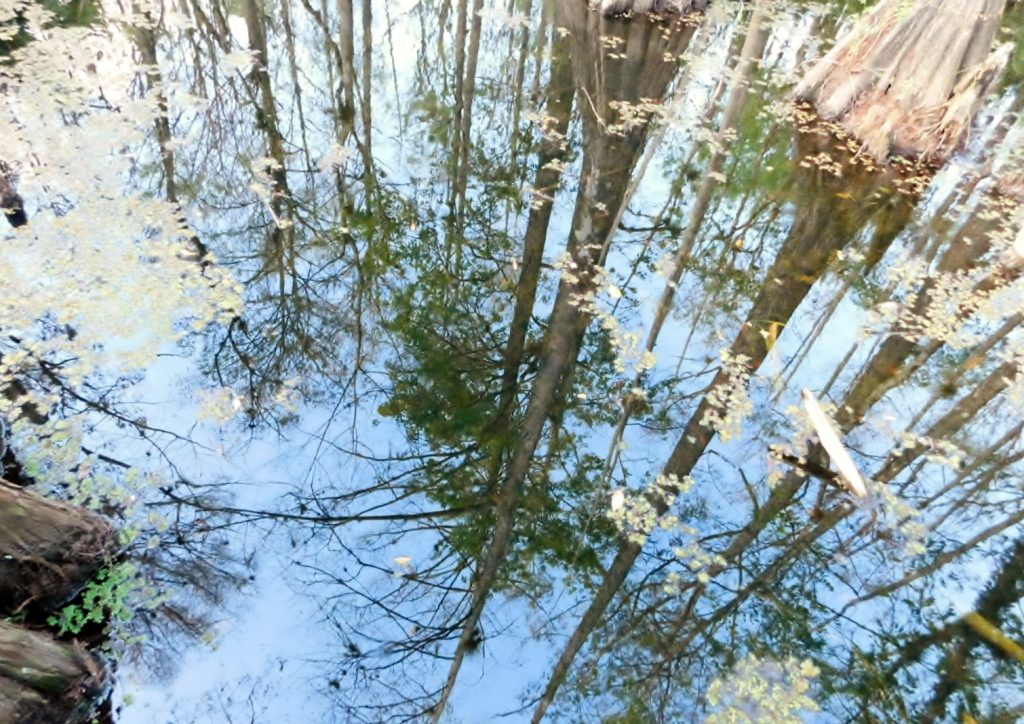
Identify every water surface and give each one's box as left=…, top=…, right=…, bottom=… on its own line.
left=5, top=0, right=1024, bottom=722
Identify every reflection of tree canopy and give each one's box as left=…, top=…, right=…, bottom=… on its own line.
left=0, top=0, right=256, bottom=708
left=179, top=1, right=1024, bottom=720
left=10, top=0, right=1024, bottom=721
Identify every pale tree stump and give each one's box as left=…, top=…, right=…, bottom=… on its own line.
left=794, top=0, right=1011, bottom=163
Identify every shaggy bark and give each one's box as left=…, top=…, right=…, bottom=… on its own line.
left=597, top=0, right=707, bottom=17
left=0, top=481, right=118, bottom=615
left=0, top=620, right=109, bottom=724
left=794, top=0, right=1011, bottom=162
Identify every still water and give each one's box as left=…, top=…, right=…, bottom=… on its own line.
left=3, top=0, right=1024, bottom=721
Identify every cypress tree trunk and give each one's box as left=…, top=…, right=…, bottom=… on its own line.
left=0, top=620, right=109, bottom=724
left=0, top=480, right=116, bottom=722
left=794, top=0, right=1011, bottom=162
left=597, top=0, right=707, bottom=17
left=0, top=481, right=118, bottom=614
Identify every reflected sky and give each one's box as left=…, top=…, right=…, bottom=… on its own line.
left=4, top=0, right=1024, bottom=722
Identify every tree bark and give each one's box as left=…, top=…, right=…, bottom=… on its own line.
left=597, top=0, right=706, bottom=17
left=794, top=0, right=1010, bottom=163
left=0, top=481, right=118, bottom=615
left=0, top=620, right=109, bottom=724
left=0, top=480, right=114, bottom=722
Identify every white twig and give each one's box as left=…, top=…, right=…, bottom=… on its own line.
left=801, top=389, right=871, bottom=500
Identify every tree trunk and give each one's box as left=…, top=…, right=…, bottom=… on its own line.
left=0, top=480, right=115, bottom=722
left=835, top=189, right=1018, bottom=431
left=598, top=0, right=706, bottom=17
left=794, top=0, right=1010, bottom=162
left=451, top=0, right=484, bottom=240
left=336, top=0, right=356, bottom=125
left=0, top=620, right=109, bottom=724
left=430, top=6, right=699, bottom=718
left=0, top=481, right=118, bottom=614
left=530, top=117, right=918, bottom=721
left=495, top=23, right=576, bottom=424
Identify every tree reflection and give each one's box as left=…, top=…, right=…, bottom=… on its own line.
left=30, top=0, right=1024, bottom=721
